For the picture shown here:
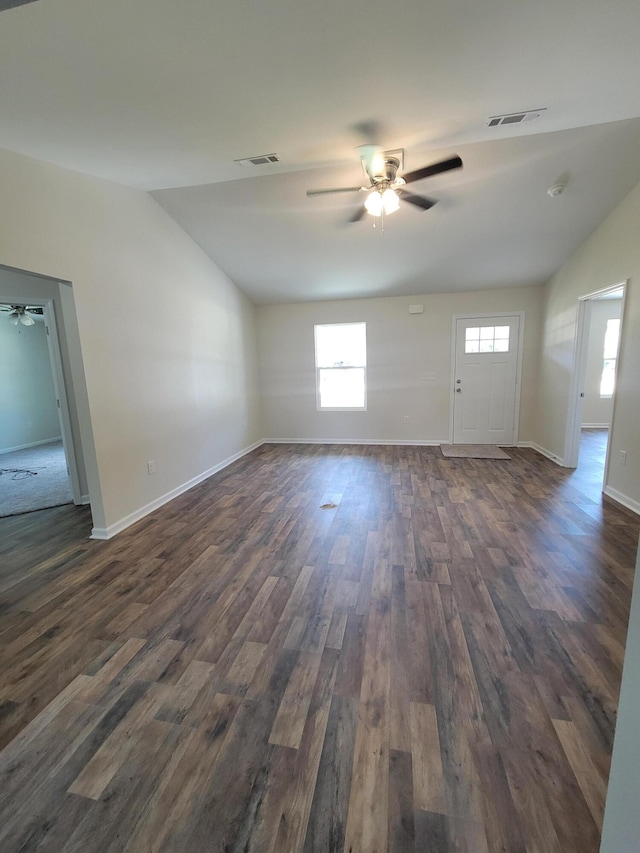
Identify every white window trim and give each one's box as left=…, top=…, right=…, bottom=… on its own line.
left=314, top=322, right=367, bottom=412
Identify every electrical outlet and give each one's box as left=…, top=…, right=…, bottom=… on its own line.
left=147, top=459, right=156, bottom=475
left=403, top=415, right=409, bottom=424
left=620, top=450, right=627, bottom=466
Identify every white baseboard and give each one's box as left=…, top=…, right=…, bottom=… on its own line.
left=0, top=436, right=63, bottom=455
left=518, top=441, right=566, bottom=466
left=603, top=486, right=640, bottom=517
left=90, top=439, right=265, bottom=540
left=93, top=437, right=633, bottom=541
left=582, top=423, right=610, bottom=429
left=78, top=494, right=90, bottom=506
left=262, top=438, right=447, bottom=446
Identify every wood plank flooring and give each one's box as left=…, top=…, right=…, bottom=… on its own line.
left=0, top=442, right=638, bottom=852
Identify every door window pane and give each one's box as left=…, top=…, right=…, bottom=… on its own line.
left=464, top=325, right=510, bottom=354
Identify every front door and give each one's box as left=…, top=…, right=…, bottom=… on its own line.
left=452, top=315, right=521, bottom=445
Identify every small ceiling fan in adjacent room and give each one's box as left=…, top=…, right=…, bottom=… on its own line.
left=0, top=305, right=44, bottom=326
left=306, top=146, right=463, bottom=223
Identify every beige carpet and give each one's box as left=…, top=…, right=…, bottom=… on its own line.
left=0, top=440, right=73, bottom=517
left=440, top=444, right=511, bottom=459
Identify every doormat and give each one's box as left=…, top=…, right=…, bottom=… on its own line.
left=440, top=445, right=511, bottom=460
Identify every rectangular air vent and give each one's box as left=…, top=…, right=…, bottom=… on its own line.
left=0, top=0, right=40, bottom=10
left=234, top=153, right=280, bottom=167
left=487, top=108, right=546, bottom=128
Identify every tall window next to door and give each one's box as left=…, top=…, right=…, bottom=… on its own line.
left=314, top=322, right=367, bottom=410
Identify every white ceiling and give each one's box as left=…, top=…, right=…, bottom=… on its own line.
left=2, top=0, right=640, bottom=303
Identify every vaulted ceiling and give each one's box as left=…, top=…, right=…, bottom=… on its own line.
left=2, top=0, right=640, bottom=303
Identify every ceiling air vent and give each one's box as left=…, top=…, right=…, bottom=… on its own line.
left=235, top=153, right=280, bottom=167
left=0, top=0, right=40, bottom=10
left=487, top=108, right=546, bottom=128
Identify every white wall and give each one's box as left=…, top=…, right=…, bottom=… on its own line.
left=258, top=285, right=542, bottom=444
left=0, top=146, right=261, bottom=535
left=0, top=312, right=60, bottom=452
left=582, top=299, right=622, bottom=427
left=536, top=178, right=640, bottom=512
left=600, top=544, right=640, bottom=853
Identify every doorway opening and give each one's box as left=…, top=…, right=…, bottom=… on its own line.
left=564, top=282, right=626, bottom=499
left=0, top=301, right=75, bottom=516
left=0, top=264, right=94, bottom=523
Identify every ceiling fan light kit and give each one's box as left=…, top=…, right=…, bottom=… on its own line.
left=11, top=313, right=34, bottom=326
left=364, top=186, right=400, bottom=216
left=306, top=148, right=462, bottom=225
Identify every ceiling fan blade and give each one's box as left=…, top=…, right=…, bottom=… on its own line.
left=349, top=206, right=368, bottom=223
left=307, top=186, right=364, bottom=196
left=398, top=190, right=437, bottom=211
left=402, top=155, right=463, bottom=185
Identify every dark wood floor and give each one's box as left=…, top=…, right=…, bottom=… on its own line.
left=0, top=441, right=638, bottom=852
left=570, top=427, right=609, bottom=500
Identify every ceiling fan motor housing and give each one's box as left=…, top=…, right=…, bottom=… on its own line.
left=373, top=156, right=400, bottom=183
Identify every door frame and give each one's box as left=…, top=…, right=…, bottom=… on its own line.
left=563, top=281, right=627, bottom=479
left=44, top=299, right=82, bottom=503
left=449, top=312, right=525, bottom=445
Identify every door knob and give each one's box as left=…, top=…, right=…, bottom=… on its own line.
left=456, top=388, right=461, bottom=393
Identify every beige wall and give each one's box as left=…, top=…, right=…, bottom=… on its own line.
left=582, top=298, right=621, bottom=427
left=0, top=313, right=60, bottom=452
left=537, top=178, right=640, bottom=511
left=0, top=146, right=261, bottom=534
left=258, top=285, right=542, bottom=444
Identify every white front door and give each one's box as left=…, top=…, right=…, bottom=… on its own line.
left=452, top=315, right=521, bottom=445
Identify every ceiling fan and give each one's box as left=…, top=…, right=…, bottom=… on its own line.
left=306, top=147, right=463, bottom=222
left=0, top=305, right=44, bottom=326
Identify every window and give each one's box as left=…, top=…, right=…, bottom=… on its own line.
left=600, top=318, right=620, bottom=397
left=314, top=322, right=366, bottom=410
left=464, top=325, right=510, bottom=354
